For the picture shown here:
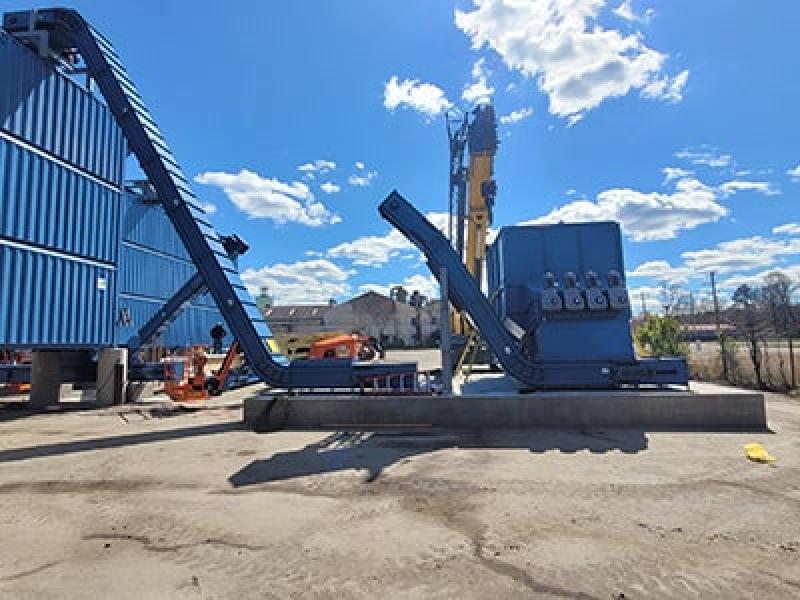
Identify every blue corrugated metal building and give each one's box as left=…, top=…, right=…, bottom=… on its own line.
left=116, top=191, right=229, bottom=349
left=0, top=26, right=226, bottom=351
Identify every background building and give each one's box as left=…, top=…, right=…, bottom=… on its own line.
left=263, top=289, right=441, bottom=348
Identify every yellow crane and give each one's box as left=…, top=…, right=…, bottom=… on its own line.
left=447, top=103, right=498, bottom=340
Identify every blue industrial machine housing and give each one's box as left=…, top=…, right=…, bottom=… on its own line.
left=0, top=25, right=123, bottom=349
left=487, top=222, right=637, bottom=363
left=117, top=189, right=230, bottom=351
left=2, top=8, right=417, bottom=391
left=0, top=25, right=228, bottom=353
left=380, top=191, right=688, bottom=389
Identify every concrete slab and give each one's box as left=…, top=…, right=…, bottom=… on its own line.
left=244, top=382, right=767, bottom=431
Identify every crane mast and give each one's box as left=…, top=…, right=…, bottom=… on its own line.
left=447, top=103, right=498, bottom=338
left=465, top=104, right=498, bottom=284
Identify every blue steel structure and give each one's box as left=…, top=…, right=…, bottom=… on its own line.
left=1, top=24, right=228, bottom=353
left=1, top=23, right=123, bottom=349
left=3, top=8, right=414, bottom=390
left=117, top=190, right=231, bottom=352
left=487, top=222, right=637, bottom=363
left=126, top=232, right=246, bottom=355
left=380, top=191, right=688, bottom=389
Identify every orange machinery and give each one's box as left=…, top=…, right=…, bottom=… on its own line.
left=164, top=346, right=209, bottom=402
left=206, top=340, right=241, bottom=396
left=307, top=334, right=376, bottom=361
left=164, top=335, right=376, bottom=402
left=164, top=341, right=241, bottom=402
left=0, top=351, right=31, bottom=394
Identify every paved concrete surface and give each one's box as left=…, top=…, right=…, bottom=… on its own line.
left=0, top=386, right=798, bottom=598
left=385, top=348, right=441, bottom=371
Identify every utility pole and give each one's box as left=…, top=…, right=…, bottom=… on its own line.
left=640, top=291, right=647, bottom=316
left=710, top=271, right=728, bottom=380
left=439, top=267, right=453, bottom=396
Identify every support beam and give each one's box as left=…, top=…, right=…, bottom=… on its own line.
left=439, top=267, right=453, bottom=395
left=29, top=351, right=62, bottom=409
left=96, top=348, right=127, bottom=406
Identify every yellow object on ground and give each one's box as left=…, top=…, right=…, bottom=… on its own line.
left=744, top=443, right=776, bottom=463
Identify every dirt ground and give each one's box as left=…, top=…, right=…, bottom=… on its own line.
left=1, top=386, right=799, bottom=599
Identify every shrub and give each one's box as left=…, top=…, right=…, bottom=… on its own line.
left=634, top=315, right=689, bottom=358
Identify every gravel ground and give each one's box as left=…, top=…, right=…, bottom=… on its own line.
left=0, top=382, right=798, bottom=598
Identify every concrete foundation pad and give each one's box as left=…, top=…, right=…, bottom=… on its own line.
left=244, top=382, right=767, bottom=431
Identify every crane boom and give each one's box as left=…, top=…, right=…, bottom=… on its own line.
left=464, top=104, right=498, bottom=285
left=447, top=104, right=498, bottom=349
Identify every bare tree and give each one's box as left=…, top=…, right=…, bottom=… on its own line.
left=660, top=282, right=691, bottom=317
left=763, top=271, right=797, bottom=389
left=731, top=284, right=767, bottom=389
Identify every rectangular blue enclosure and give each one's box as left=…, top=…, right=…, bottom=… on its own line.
left=115, top=192, right=228, bottom=350
left=0, top=26, right=225, bottom=350
left=487, top=222, right=636, bottom=363
left=0, top=29, right=124, bottom=184
left=0, top=28, right=124, bottom=348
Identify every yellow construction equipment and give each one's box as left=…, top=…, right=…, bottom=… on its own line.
left=447, top=103, right=498, bottom=344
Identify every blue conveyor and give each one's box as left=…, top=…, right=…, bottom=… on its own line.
left=380, top=191, right=688, bottom=389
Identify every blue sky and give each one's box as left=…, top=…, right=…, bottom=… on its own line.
left=16, top=0, right=799, bottom=309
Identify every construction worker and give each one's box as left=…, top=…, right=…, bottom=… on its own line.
left=210, top=323, right=226, bottom=354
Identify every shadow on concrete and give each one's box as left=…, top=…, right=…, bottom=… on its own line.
left=229, top=428, right=648, bottom=488
left=0, top=422, right=241, bottom=463
left=0, top=402, right=105, bottom=423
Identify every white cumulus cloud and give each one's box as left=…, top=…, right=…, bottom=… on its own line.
left=327, top=229, right=413, bottom=267
left=348, top=170, right=378, bottom=187
left=719, top=180, right=779, bottom=196
left=384, top=76, right=452, bottom=117
left=613, top=0, right=636, bottom=21
left=320, top=182, right=341, bottom=194
left=629, top=236, right=800, bottom=294
left=787, top=164, right=800, bottom=180
left=325, top=212, right=449, bottom=267
left=628, top=260, right=690, bottom=283
left=462, top=79, right=495, bottom=105
left=499, top=107, right=534, bottom=124
left=523, top=177, right=727, bottom=241
left=241, top=259, right=352, bottom=304
left=462, top=57, right=495, bottom=104
left=720, top=265, right=800, bottom=291
left=454, top=0, right=686, bottom=121
left=358, top=274, right=440, bottom=300
left=682, top=236, right=800, bottom=276
left=675, top=147, right=732, bottom=168
left=641, top=69, right=689, bottom=103
left=194, top=169, right=340, bottom=226
left=773, top=223, right=800, bottom=236
left=297, top=159, right=336, bottom=174
left=661, top=166, right=693, bottom=184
